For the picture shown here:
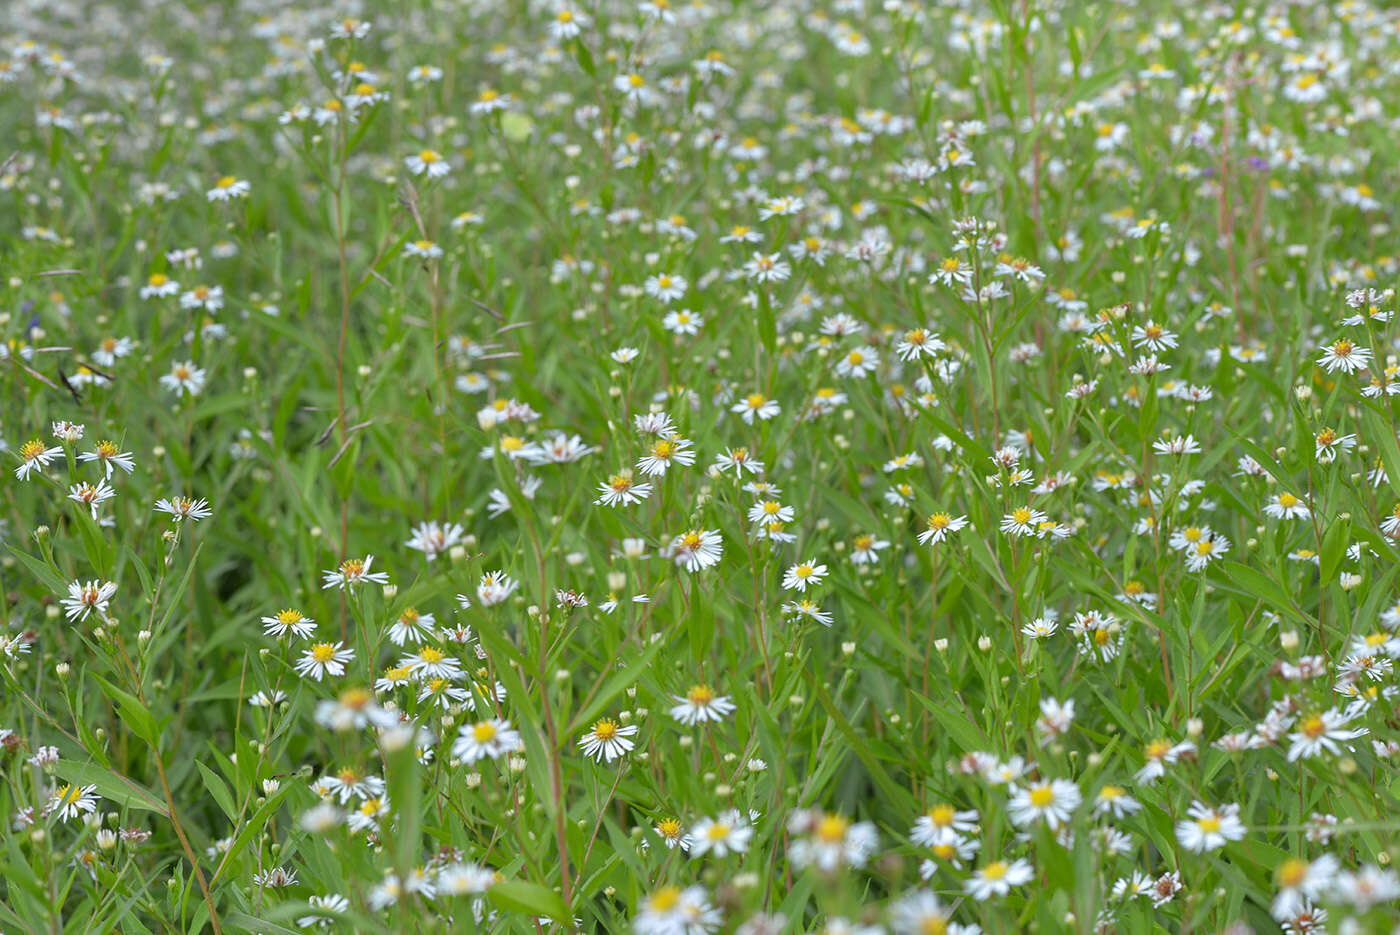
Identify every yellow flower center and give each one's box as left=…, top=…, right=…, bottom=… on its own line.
left=472, top=722, right=498, bottom=742
left=311, top=643, right=337, bottom=663
left=1197, top=815, right=1221, bottom=833
left=339, top=688, right=371, bottom=709
left=686, top=685, right=715, bottom=705
left=1278, top=858, right=1309, bottom=888
left=815, top=814, right=849, bottom=843
left=1029, top=784, right=1055, bottom=807
left=649, top=887, right=680, bottom=912
left=592, top=718, right=619, bottom=740
left=981, top=861, right=1008, bottom=881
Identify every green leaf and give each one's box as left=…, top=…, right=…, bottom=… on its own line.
left=487, top=880, right=570, bottom=922
left=92, top=674, right=161, bottom=748
left=8, top=545, right=69, bottom=595
left=196, top=761, right=237, bottom=822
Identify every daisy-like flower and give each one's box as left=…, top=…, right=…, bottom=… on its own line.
left=1286, top=708, right=1367, bottom=760
left=964, top=859, right=1035, bottom=901
left=636, top=436, right=696, bottom=476
left=62, top=579, right=117, bottom=621
left=1175, top=801, right=1246, bottom=852
left=314, top=687, right=397, bottom=732
left=205, top=175, right=249, bottom=201
left=895, top=327, right=945, bottom=361
left=452, top=718, right=520, bottom=764
left=662, top=309, right=704, bottom=335
left=919, top=511, right=969, bottom=545
left=742, top=252, right=791, bottom=283
left=634, top=885, right=720, bottom=935
left=834, top=348, right=879, bottom=378
left=400, top=646, right=463, bottom=681
left=910, top=803, right=979, bottom=847
left=78, top=440, right=136, bottom=478
left=1333, top=865, right=1400, bottom=913
left=890, top=890, right=959, bottom=935
left=262, top=607, right=316, bottom=640
left=578, top=717, right=638, bottom=762
left=1000, top=505, right=1047, bottom=537
left=782, top=559, right=828, bottom=592
left=713, top=447, right=764, bottom=477
left=1007, top=778, right=1081, bottom=829
left=1092, top=784, right=1143, bottom=818
left=469, top=88, right=509, bottom=114
left=688, top=810, right=753, bottom=858
left=1184, top=535, right=1229, bottom=571
left=748, top=500, right=795, bottom=525
left=403, top=239, right=443, bottom=260
left=404, top=521, right=465, bottom=560
left=654, top=817, right=690, bottom=851
left=15, top=439, right=60, bottom=481
left=321, top=556, right=390, bottom=590
left=68, top=480, right=116, bottom=518
left=1265, top=492, right=1310, bottom=520
left=849, top=534, right=890, bottom=564
left=644, top=272, right=687, bottom=303
left=671, top=529, right=723, bottom=571
left=154, top=495, right=212, bottom=523
left=1131, top=320, right=1178, bottom=351
left=782, top=599, right=834, bottom=626
left=476, top=570, right=517, bottom=606
left=596, top=470, right=654, bottom=506
left=438, top=862, right=496, bottom=896
left=1272, top=855, right=1340, bottom=921
left=1135, top=738, right=1196, bottom=783
left=159, top=360, right=207, bottom=396
left=1153, top=434, right=1201, bottom=455
left=548, top=6, right=588, bottom=41
left=404, top=149, right=450, bottom=178
left=297, top=893, right=350, bottom=928
left=45, top=784, right=99, bottom=821
left=330, top=17, right=371, bottom=38
left=929, top=256, right=974, bottom=286
left=1316, top=339, right=1371, bottom=374
left=52, top=420, right=84, bottom=442
left=788, top=810, right=879, bottom=871
left=387, top=608, right=437, bottom=646
left=1383, top=502, right=1400, bottom=538
left=669, top=685, right=736, bottom=725
left=295, top=641, right=355, bottom=681
left=731, top=392, right=780, bottom=424
left=140, top=273, right=180, bottom=299
left=1313, top=427, right=1356, bottom=464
